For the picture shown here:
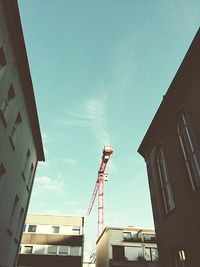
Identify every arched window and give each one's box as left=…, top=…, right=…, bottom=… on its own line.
left=177, top=110, right=200, bottom=190
left=156, top=146, right=175, bottom=213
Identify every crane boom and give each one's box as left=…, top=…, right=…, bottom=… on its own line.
left=87, top=146, right=113, bottom=237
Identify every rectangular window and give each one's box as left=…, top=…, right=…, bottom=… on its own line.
left=143, top=233, right=156, bottom=242
left=8, top=195, right=19, bottom=235
left=0, top=46, right=6, bottom=68
left=123, top=232, right=132, bottom=240
left=9, top=111, right=22, bottom=149
left=15, top=207, right=24, bottom=240
left=125, top=246, right=143, bottom=261
left=23, top=246, right=33, bottom=254
left=59, top=246, right=69, bottom=255
left=51, top=226, right=60, bottom=233
left=23, top=224, right=26, bottom=232
left=0, top=85, right=15, bottom=127
left=112, top=246, right=125, bottom=260
left=47, top=245, right=58, bottom=255
left=72, top=227, right=80, bottom=235
left=28, top=224, right=37, bottom=232
left=22, top=149, right=30, bottom=180
left=70, top=246, right=81, bottom=256
left=34, top=246, right=45, bottom=255
left=27, top=163, right=34, bottom=190
left=0, top=163, right=6, bottom=176
left=144, top=247, right=159, bottom=261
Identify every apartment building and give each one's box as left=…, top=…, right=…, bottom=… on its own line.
left=96, top=226, right=160, bottom=267
left=138, top=28, right=200, bottom=267
left=17, top=214, right=84, bottom=267
left=0, top=1, right=44, bottom=266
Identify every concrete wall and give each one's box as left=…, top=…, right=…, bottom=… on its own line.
left=96, top=228, right=159, bottom=267
left=96, top=228, right=110, bottom=267
left=0, top=1, right=43, bottom=266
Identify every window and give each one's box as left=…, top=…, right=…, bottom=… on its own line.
left=125, top=246, right=143, bottom=261
left=70, top=246, right=81, bottom=256
left=47, top=245, right=58, bottom=255
left=144, top=247, right=159, bottom=261
left=23, top=224, right=26, bottom=232
left=0, top=163, right=6, bottom=176
left=173, top=250, right=187, bottom=267
left=72, top=227, right=80, bottom=235
left=177, top=111, right=200, bottom=190
left=9, top=111, right=22, bottom=149
left=0, top=85, right=15, bottom=127
left=143, top=233, right=156, bottom=242
left=23, top=246, right=33, bottom=254
left=15, top=207, right=24, bottom=240
left=28, top=224, right=37, bottom=232
left=59, top=246, right=69, bottom=255
left=112, top=246, right=125, bottom=260
left=156, top=146, right=175, bottom=213
left=123, top=232, right=132, bottom=240
left=51, top=226, right=60, bottom=233
left=22, top=149, right=30, bottom=180
left=34, top=246, right=45, bottom=255
left=27, top=163, right=34, bottom=190
left=0, top=46, right=6, bottom=69
left=8, top=195, right=19, bottom=234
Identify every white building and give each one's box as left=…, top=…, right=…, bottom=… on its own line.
left=96, top=226, right=160, bottom=267
left=0, top=1, right=44, bottom=266
left=17, top=214, right=84, bottom=267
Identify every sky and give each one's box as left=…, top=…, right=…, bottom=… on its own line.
left=18, top=0, right=200, bottom=260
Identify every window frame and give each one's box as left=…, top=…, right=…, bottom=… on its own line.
left=177, top=110, right=200, bottom=190
left=156, top=145, right=175, bottom=214
left=0, top=85, right=15, bottom=127
left=51, top=225, right=60, bottom=234
left=28, top=224, right=37, bottom=233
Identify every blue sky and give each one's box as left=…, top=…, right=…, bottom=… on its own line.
left=18, top=0, right=200, bottom=259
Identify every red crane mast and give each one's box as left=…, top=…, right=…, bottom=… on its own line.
left=87, top=146, right=113, bottom=237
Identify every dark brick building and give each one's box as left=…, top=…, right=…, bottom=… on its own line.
left=138, top=28, right=200, bottom=267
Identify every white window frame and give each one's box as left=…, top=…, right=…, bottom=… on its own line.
left=177, top=111, right=200, bottom=190
left=156, top=146, right=175, bottom=214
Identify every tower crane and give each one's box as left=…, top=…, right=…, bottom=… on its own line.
left=87, top=146, right=113, bottom=237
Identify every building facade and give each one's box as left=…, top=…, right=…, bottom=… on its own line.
left=96, top=226, right=159, bottom=267
left=0, top=1, right=44, bottom=266
left=17, top=214, right=84, bottom=267
left=138, top=28, right=200, bottom=267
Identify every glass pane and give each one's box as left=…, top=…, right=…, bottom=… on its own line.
left=151, top=248, right=159, bottom=261
left=144, top=248, right=151, bottom=261
left=34, top=246, right=45, bottom=254
left=72, top=227, right=80, bottom=235
left=125, top=246, right=142, bottom=261
left=59, top=246, right=69, bottom=255
left=47, top=246, right=57, bottom=254
left=123, top=232, right=132, bottom=240
left=70, top=246, right=80, bottom=256
left=51, top=226, right=59, bottom=233
left=24, top=246, right=33, bottom=254
left=28, top=225, right=37, bottom=232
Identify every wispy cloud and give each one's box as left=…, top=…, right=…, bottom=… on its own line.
left=61, top=158, right=77, bottom=165
left=33, top=175, right=64, bottom=195
left=56, top=95, right=111, bottom=146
